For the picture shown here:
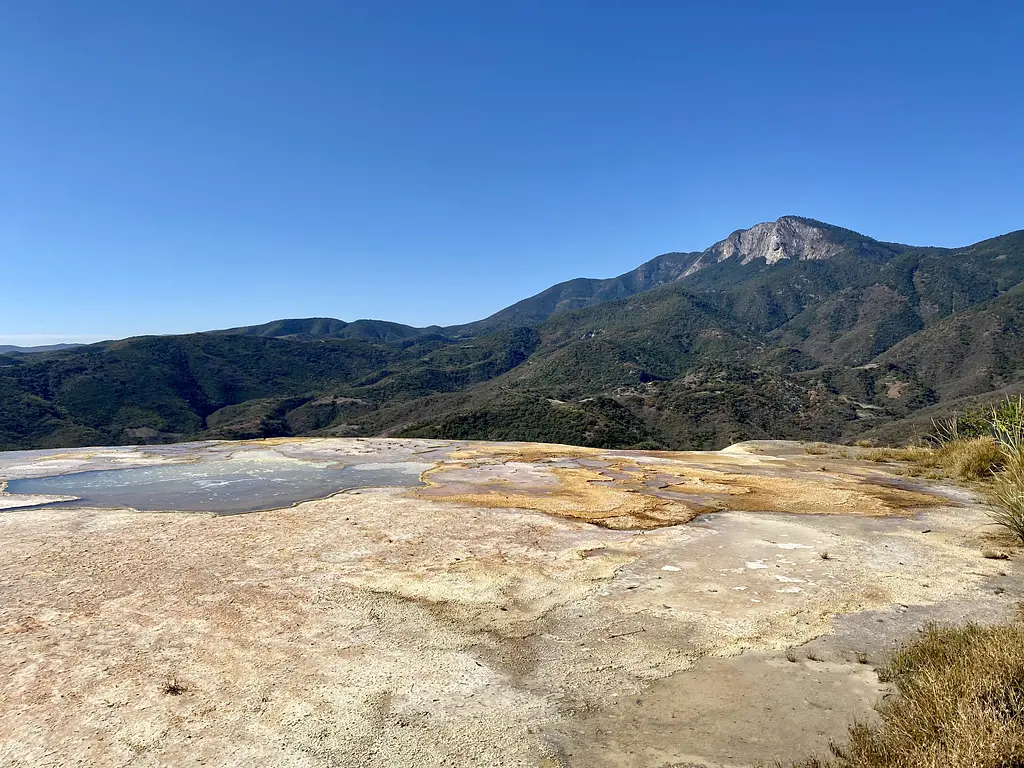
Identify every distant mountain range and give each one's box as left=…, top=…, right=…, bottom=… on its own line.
left=3, top=215, right=1023, bottom=451
left=0, top=343, right=83, bottom=355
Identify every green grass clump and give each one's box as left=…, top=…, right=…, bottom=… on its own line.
left=788, top=622, right=1024, bottom=768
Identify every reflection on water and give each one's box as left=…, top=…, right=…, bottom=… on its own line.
left=5, top=458, right=430, bottom=514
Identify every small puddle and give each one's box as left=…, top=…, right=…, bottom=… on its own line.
left=4, top=458, right=431, bottom=514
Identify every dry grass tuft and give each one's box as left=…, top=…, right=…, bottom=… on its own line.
left=787, top=622, right=1024, bottom=767
left=864, top=430, right=1022, bottom=543
left=935, top=436, right=1004, bottom=480
left=861, top=446, right=934, bottom=464
left=161, top=675, right=190, bottom=696
left=981, top=549, right=1011, bottom=560
left=988, top=463, right=1024, bottom=543
left=861, top=438, right=1003, bottom=482
left=984, top=398, right=1024, bottom=543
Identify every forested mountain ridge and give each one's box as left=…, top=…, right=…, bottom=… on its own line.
left=3, top=217, right=1023, bottom=451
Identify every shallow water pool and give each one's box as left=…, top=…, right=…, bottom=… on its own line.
left=4, top=458, right=431, bottom=514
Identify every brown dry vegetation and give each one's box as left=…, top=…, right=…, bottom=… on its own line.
left=860, top=423, right=1024, bottom=544
left=989, top=460, right=1024, bottom=543
left=788, top=621, right=1024, bottom=768
left=788, top=413, right=1024, bottom=768
left=862, top=437, right=1004, bottom=481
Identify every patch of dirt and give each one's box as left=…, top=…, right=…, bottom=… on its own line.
left=886, top=380, right=909, bottom=399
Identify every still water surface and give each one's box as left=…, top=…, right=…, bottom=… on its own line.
left=5, top=458, right=430, bottom=514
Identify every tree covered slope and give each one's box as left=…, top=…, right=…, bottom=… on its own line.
left=3, top=218, right=1023, bottom=451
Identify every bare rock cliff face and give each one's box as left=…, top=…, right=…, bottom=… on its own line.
left=683, top=217, right=844, bottom=276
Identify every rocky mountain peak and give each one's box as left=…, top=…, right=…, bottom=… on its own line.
left=709, top=217, right=844, bottom=265
left=682, top=217, right=845, bottom=277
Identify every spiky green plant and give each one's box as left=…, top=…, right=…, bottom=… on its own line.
left=988, top=462, right=1024, bottom=543
left=929, top=414, right=962, bottom=446
left=930, top=396, right=1024, bottom=447
left=986, top=395, right=1024, bottom=543
left=990, top=395, right=1024, bottom=457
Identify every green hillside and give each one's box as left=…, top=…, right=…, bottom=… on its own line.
left=3, top=217, right=1023, bottom=452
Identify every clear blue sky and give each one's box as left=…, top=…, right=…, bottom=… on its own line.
left=2, top=0, right=1022, bottom=344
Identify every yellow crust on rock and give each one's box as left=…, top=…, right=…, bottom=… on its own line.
left=417, top=448, right=943, bottom=529
left=418, top=465, right=702, bottom=530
